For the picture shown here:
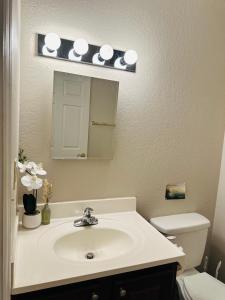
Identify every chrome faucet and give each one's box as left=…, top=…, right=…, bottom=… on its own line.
left=74, top=207, right=98, bottom=227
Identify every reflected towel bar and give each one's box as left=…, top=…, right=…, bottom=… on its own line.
left=91, top=121, right=116, bottom=127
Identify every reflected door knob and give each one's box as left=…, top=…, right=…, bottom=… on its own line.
left=77, top=153, right=86, bottom=158
left=120, top=288, right=127, bottom=297
left=91, top=292, right=99, bottom=300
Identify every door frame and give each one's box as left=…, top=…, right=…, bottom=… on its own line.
left=2, top=0, right=20, bottom=299
left=2, top=0, right=13, bottom=298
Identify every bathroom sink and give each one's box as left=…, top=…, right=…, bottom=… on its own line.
left=54, top=227, right=134, bottom=262
left=14, top=205, right=185, bottom=294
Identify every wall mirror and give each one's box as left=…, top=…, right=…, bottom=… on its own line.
left=52, top=71, right=119, bottom=160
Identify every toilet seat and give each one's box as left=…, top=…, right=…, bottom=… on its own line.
left=177, top=272, right=225, bottom=300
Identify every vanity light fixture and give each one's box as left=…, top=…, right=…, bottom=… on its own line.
left=92, top=44, right=114, bottom=65
left=114, top=49, right=138, bottom=69
left=68, top=38, right=89, bottom=61
left=42, top=33, right=61, bottom=57
left=38, top=33, right=137, bottom=72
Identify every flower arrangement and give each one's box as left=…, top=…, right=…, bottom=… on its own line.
left=17, top=148, right=47, bottom=216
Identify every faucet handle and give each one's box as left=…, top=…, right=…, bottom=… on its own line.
left=84, top=207, right=94, bottom=217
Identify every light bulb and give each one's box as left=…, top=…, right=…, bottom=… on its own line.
left=114, top=57, right=126, bottom=70
left=73, top=38, right=89, bottom=56
left=92, top=44, right=114, bottom=65
left=92, top=53, right=104, bottom=65
left=124, top=49, right=138, bottom=65
left=42, top=45, right=57, bottom=57
left=44, top=33, right=61, bottom=51
left=68, top=49, right=82, bottom=61
left=99, top=44, right=113, bottom=61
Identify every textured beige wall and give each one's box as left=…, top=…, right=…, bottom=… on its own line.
left=210, top=134, right=225, bottom=282
left=20, top=0, right=225, bottom=228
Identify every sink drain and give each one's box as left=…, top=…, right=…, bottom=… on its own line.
left=85, top=252, right=95, bottom=260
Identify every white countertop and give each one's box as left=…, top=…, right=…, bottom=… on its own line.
left=13, top=211, right=184, bottom=294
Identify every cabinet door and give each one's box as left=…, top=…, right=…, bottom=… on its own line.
left=112, top=270, right=176, bottom=300
left=12, top=281, right=110, bottom=300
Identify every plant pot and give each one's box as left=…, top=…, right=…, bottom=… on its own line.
left=22, top=210, right=41, bottom=229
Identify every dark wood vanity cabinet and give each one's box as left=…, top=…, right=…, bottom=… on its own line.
left=112, top=263, right=177, bottom=300
left=12, top=263, right=177, bottom=300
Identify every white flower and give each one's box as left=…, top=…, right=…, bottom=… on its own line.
left=17, top=160, right=47, bottom=176
left=30, top=163, right=47, bottom=176
left=25, top=161, right=37, bottom=170
left=21, top=175, right=43, bottom=191
left=17, top=161, right=27, bottom=173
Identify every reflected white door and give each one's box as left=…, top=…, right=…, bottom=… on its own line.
left=52, top=72, right=91, bottom=159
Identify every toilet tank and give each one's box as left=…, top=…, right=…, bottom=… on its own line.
left=150, top=213, right=210, bottom=270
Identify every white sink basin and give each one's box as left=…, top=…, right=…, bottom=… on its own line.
left=38, top=217, right=142, bottom=264
left=54, top=227, right=134, bottom=262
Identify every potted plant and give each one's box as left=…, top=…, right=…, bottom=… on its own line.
left=17, top=149, right=47, bottom=229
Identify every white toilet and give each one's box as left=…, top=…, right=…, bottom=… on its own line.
left=150, top=213, right=225, bottom=300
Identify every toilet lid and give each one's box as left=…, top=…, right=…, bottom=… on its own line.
left=182, top=272, right=225, bottom=300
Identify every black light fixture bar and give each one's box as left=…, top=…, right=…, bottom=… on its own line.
left=37, top=34, right=136, bottom=73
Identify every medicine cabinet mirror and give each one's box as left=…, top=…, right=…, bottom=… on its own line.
left=52, top=71, right=119, bottom=160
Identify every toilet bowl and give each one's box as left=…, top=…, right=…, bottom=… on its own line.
left=150, top=213, right=225, bottom=300
left=177, top=270, right=225, bottom=300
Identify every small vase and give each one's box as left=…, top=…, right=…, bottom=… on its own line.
left=22, top=210, right=41, bottom=229
left=41, top=203, right=51, bottom=225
